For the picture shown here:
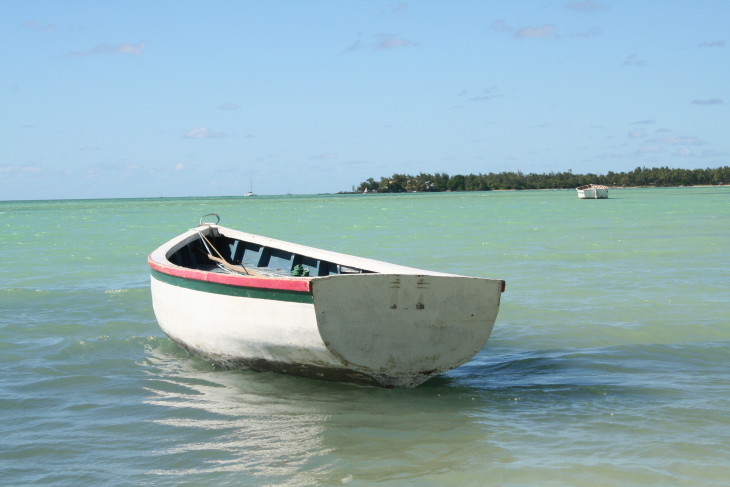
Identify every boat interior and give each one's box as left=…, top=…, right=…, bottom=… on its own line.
left=168, top=232, right=372, bottom=278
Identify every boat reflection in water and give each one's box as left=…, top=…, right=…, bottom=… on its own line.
left=141, top=340, right=502, bottom=484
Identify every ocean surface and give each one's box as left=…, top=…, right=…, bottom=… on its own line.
left=1, top=187, right=728, bottom=486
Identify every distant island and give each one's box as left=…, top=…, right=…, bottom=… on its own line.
left=351, top=166, right=729, bottom=193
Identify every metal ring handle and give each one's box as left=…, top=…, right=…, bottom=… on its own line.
left=199, top=213, right=220, bottom=225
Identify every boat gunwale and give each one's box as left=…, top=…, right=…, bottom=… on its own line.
left=576, top=184, right=609, bottom=190
left=148, top=226, right=314, bottom=293
left=215, top=225, right=453, bottom=277
left=148, top=255, right=314, bottom=293
left=148, top=224, right=465, bottom=295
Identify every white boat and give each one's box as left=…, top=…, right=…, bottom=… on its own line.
left=576, top=184, right=609, bottom=199
left=244, top=179, right=255, bottom=197
left=148, top=214, right=505, bottom=388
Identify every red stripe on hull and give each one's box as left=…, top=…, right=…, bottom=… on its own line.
left=148, top=256, right=312, bottom=293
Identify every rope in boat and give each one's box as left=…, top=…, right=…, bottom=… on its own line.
left=195, top=227, right=253, bottom=276
left=194, top=214, right=266, bottom=278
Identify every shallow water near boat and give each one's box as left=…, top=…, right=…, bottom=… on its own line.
left=1, top=188, right=729, bottom=486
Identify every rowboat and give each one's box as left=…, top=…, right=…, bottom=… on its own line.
left=148, top=214, right=505, bottom=388
left=576, top=184, right=609, bottom=199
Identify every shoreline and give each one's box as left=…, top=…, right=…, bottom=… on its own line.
left=346, top=184, right=730, bottom=195
left=2, top=184, right=728, bottom=203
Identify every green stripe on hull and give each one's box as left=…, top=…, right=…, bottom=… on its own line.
left=151, top=269, right=314, bottom=304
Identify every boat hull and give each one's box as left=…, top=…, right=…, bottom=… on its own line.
left=150, top=271, right=377, bottom=383
left=148, top=224, right=504, bottom=387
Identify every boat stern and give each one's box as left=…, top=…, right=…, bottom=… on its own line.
left=311, top=274, right=503, bottom=387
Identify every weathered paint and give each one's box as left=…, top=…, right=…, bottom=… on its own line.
left=311, top=274, right=502, bottom=387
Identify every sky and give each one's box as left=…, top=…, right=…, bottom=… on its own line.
left=2, top=0, right=728, bottom=199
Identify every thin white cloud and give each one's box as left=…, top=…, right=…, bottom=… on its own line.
left=470, top=95, right=498, bottom=102
left=65, top=41, right=146, bottom=58
left=655, top=136, right=702, bottom=145
left=636, top=144, right=663, bottom=154
left=467, top=86, right=500, bottom=102
left=516, top=25, right=556, bottom=39
left=572, top=27, right=602, bottom=38
left=492, top=21, right=559, bottom=39
left=0, top=163, right=44, bottom=176
left=628, top=130, right=647, bottom=139
left=564, top=1, right=610, bottom=13
left=338, top=159, right=371, bottom=168
left=691, top=98, right=724, bottom=106
left=25, top=20, right=57, bottom=31
left=344, top=34, right=416, bottom=53
left=218, top=103, right=241, bottom=111
left=309, top=153, right=338, bottom=161
left=623, top=53, right=647, bottom=66
left=375, top=34, right=416, bottom=50
left=700, top=149, right=726, bottom=158
left=343, top=39, right=365, bottom=53
left=698, top=40, right=725, bottom=48
left=376, top=2, right=408, bottom=16
left=491, top=20, right=511, bottom=33
left=632, top=134, right=704, bottom=156
left=183, top=127, right=227, bottom=139
left=673, top=148, right=726, bottom=158
left=120, top=164, right=140, bottom=180
left=175, top=163, right=186, bottom=171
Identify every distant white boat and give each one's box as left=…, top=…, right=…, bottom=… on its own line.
left=244, top=179, right=255, bottom=197
left=576, top=184, right=609, bottom=199
left=148, top=214, right=505, bottom=388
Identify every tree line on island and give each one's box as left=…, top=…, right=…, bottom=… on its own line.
left=352, top=166, right=730, bottom=193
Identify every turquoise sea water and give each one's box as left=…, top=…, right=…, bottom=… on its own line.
left=1, top=187, right=729, bottom=486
